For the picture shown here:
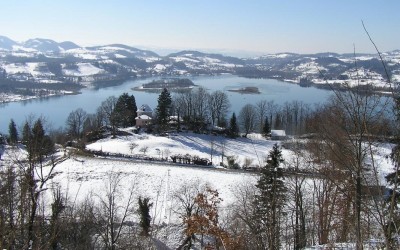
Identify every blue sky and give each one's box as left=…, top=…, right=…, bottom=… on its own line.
left=0, top=0, right=399, bottom=56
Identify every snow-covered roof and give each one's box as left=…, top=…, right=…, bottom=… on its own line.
left=137, top=104, right=152, bottom=112
left=271, top=130, right=286, bottom=137
left=135, top=114, right=152, bottom=120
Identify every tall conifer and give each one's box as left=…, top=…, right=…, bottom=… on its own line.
left=156, top=88, right=172, bottom=132
left=255, top=143, right=286, bottom=250
left=8, top=119, right=18, bottom=144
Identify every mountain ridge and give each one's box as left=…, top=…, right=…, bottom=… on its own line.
left=0, top=35, right=399, bottom=102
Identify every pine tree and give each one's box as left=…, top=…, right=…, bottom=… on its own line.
left=156, top=88, right=172, bottom=132
left=263, top=116, right=271, bottom=137
left=113, top=93, right=137, bottom=127
left=27, top=119, right=54, bottom=163
left=8, top=119, right=18, bottom=144
left=255, top=143, right=286, bottom=250
left=22, top=121, right=31, bottom=145
left=228, top=113, right=239, bottom=138
left=138, top=197, right=153, bottom=236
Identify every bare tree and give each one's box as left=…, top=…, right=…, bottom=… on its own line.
left=173, top=180, right=204, bottom=249
left=139, top=146, right=149, bottom=155
left=192, top=87, right=209, bottom=126
left=266, top=100, right=279, bottom=129
left=255, top=100, right=268, bottom=133
left=308, top=77, right=392, bottom=248
left=174, top=91, right=193, bottom=127
left=239, top=104, right=257, bottom=137
left=98, top=96, right=118, bottom=136
left=93, top=172, right=136, bottom=250
left=66, top=108, right=88, bottom=139
left=208, top=90, right=230, bottom=126
left=129, top=142, right=138, bottom=154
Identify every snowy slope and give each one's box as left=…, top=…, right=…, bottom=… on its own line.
left=86, top=132, right=289, bottom=167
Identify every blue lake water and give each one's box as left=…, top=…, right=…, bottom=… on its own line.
left=0, top=75, right=333, bottom=133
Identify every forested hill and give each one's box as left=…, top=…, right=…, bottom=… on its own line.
left=1, top=35, right=399, bottom=92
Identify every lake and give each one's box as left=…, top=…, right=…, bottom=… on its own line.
left=0, top=75, right=332, bottom=133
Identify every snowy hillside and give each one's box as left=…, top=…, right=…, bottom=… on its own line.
left=0, top=130, right=396, bottom=249
left=1, top=35, right=399, bottom=104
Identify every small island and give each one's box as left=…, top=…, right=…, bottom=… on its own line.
left=133, top=78, right=196, bottom=92
left=227, top=86, right=261, bottom=94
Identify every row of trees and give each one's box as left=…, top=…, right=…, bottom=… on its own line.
left=172, top=88, right=230, bottom=131
left=64, top=92, right=137, bottom=142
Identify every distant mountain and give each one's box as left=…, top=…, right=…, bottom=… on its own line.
left=87, top=44, right=160, bottom=58
left=0, top=35, right=17, bottom=50
left=0, top=35, right=399, bottom=94
left=167, top=50, right=245, bottom=65
left=23, top=38, right=81, bottom=53
left=58, top=41, right=81, bottom=50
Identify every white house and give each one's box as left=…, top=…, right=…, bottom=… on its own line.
left=136, top=104, right=153, bottom=128
left=137, top=104, right=153, bottom=117
left=271, top=130, right=286, bottom=140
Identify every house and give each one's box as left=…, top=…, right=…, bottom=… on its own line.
left=137, top=104, right=153, bottom=117
left=271, top=130, right=286, bottom=140
left=135, top=104, right=153, bottom=128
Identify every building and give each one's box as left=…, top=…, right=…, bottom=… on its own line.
left=137, top=104, right=153, bottom=117
left=135, top=104, right=153, bottom=128
left=271, top=130, right=286, bottom=140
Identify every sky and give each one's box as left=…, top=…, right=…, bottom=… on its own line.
left=0, top=0, right=399, bottom=56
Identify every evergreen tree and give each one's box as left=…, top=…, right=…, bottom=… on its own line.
left=228, top=113, right=239, bottom=138
left=263, top=116, right=271, bottom=137
left=22, top=121, right=31, bottom=145
left=28, top=119, right=55, bottom=163
left=113, top=93, right=137, bottom=127
left=255, top=143, right=286, bottom=250
left=138, top=197, right=153, bottom=236
left=8, top=119, right=18, bottom=144
left=31, top=119, right=46, bottom=162
left=156, top=88, right=172, bottom=132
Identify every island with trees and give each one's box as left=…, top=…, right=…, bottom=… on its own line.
left=133, top=78, right=196, bottom=92
left=227, top=86, right=260, bottom=94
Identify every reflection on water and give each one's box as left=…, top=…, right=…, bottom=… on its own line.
left=0, top=75, right=332, bottom=133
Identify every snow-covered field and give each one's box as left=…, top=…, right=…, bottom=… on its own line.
left=62, top=62, right=104, bottom=76
left=52, top=157, right=256, bottom=222
left=86, top=132, right=292, bottom=168
left=0, top=131, right=396, bottom=248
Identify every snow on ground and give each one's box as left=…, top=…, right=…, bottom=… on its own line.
left=368, top=143, right=397, bottom=184
left=0, top=142, right=256, bottom=223
left=49, top=156, right=257, bottom=222
left=114, top=53, right=126, bottom=58
left=86, top=132, right=287, bottom=167
left=0, top=93, right=37, bottom=103
left=170, top=56, right=200, bottom=63
left=392, top=74, right=400, bottom=83
left=295, top=61, right=327, bottom=75
left=258, top=53, right=293, bottom=59
left=0, top=90, right=73, bottom=103
left=141, top=56, right=161, bottom=63
left=153, top=64, right=167, bottom=72
left=61, top=48, right=98, bottom=60
left=339, top=56, right=375, bottom=63
left=0, top=132, right=396, bottom=230
left=62, top=62, right=104, bottom=76
left=1, top=62, right=53, bottom=77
